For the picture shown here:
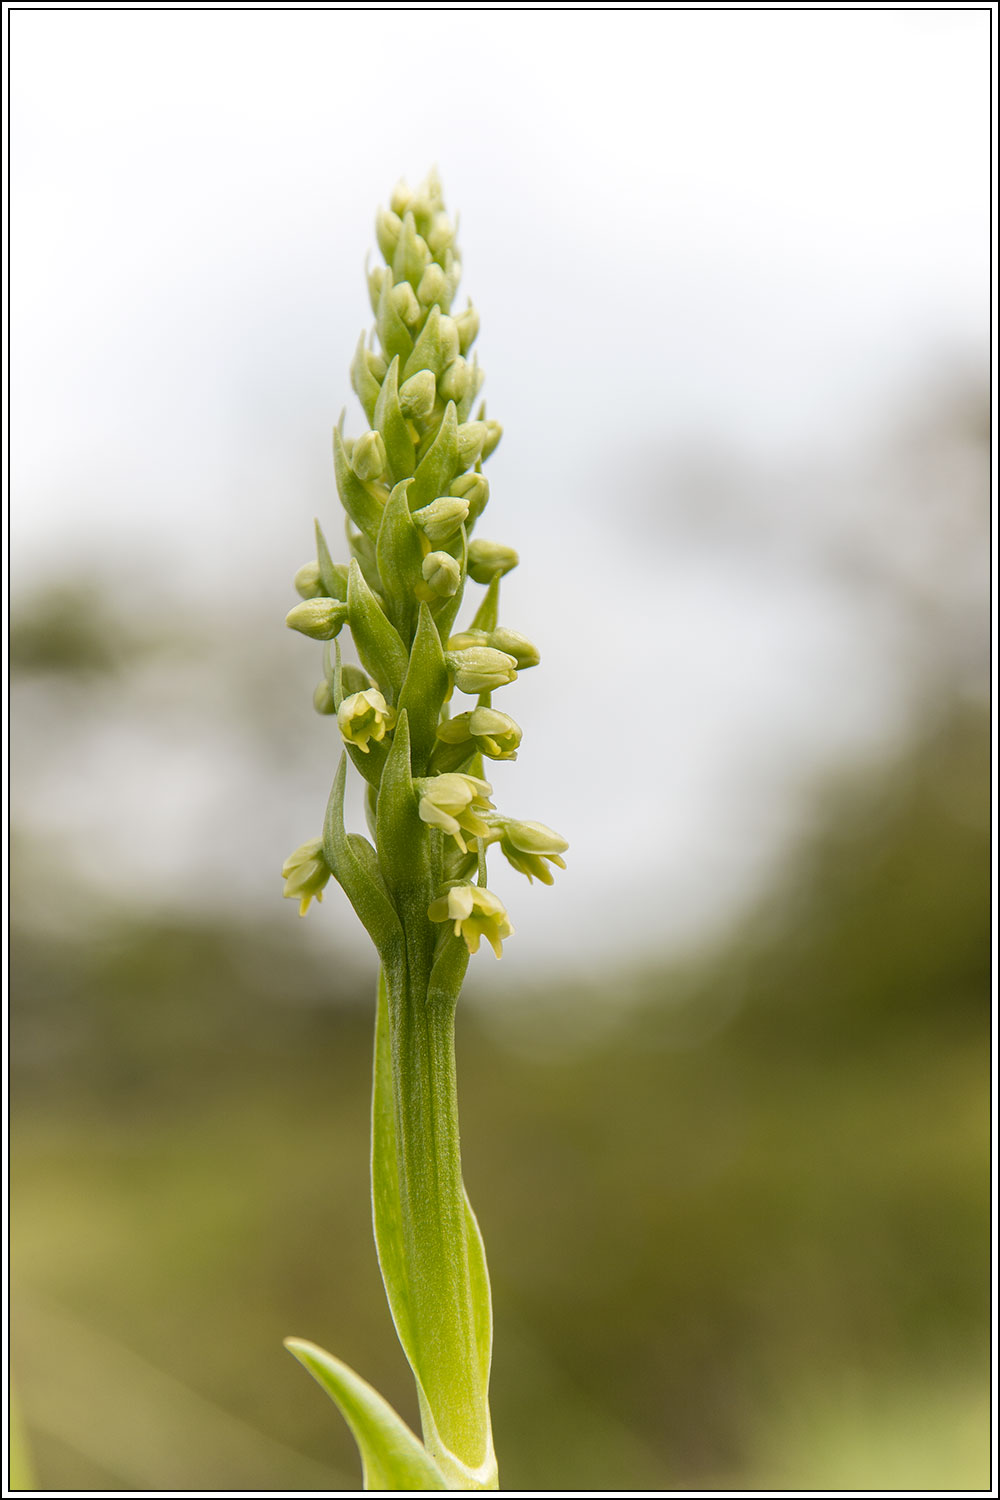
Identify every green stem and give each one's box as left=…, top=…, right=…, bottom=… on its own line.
left=374, top=907, right=496, bottom=1488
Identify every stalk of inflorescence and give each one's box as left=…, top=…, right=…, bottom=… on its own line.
left=280, top=170, right=567, bottom=1492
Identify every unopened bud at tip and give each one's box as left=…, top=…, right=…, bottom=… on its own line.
left=389, top=180, right=413, bottom=217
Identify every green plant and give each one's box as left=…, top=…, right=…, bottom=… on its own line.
left=281, top=170, right=566, bottom=1491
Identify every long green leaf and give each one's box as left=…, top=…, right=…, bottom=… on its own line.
left=284, top=1339, right=446, bottom=1492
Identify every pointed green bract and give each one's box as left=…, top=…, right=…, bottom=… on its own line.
left=375, top=357, right=417, bottom=482
left=323, top=754, right=402, bottom=964
left=284, top=1339, right=447, bottom=1492
left=409, top=401, right=461, bottom=508
left=348, top=559, right=409, bottom=703
left=377, top=482, right=425, bottom=641
left=397, top=605, right=450, bottom=774
left=334, top=426, right=384, bottom=541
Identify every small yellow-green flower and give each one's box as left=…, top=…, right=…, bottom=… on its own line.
left=282, top=837, right=331, bottom=916
left=436, top=708, right=522, bottom=761
left=415, top=773, right=494, bottom=851
left=338, top=688, right=396, bottom=753
left=428, top=883, right=514, bottom=958
left=490, top=819, right=568, bottom=885
left=449, top=628, right=539, bottom=671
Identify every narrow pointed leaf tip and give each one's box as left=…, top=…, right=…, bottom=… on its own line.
left=284, top=1339, right=447, bottom=1491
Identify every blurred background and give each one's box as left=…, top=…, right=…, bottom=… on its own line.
left=10, top=8, right=990, bottom=1492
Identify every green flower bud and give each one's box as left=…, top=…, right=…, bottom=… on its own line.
left=488, top=819, right=568, bottom=885
left=351, top=429, right=388, bottom=482
left=399, top=369, right=437, bottom=421
left=294, top=560, right=323, bottom=599
left=337, top=688, right=396, bottom=753
left=375, top=207, right=402, bottom=263
left=282, top=837, right=332, bottom=916
left=390, top=280, right=422, bottom=328
left=415, top=772, right=494, bottom=851
left=389, top=179, right=412, bottom=217
left=313, top=679, right=336, bottom=715
left=488, top=627, right=540, bottom=670
left=450, top=471, right=490, bottom=523
left=421, top=550, right=461, bottom=599
left=436, top=707, right=521, bottom=761
left=286, top=597, right=349, bottom=641
left=437, top=314, right=460, bottom=368
left=416, top=263, right=448, bottom=307
left=393, top=212, right=431, bottom=286
left=439, top=358, right=471, bottom=405
left=456, top=420, right=487, bottom=467
left=367, top=263, right=390, bottom=314
left=446, top=646, right=518, bottom=695
left=428, top=882, right=513, bottom=958
left=412, top=495, right=469, bottom=545
left=426, top=213, right=456, bottom=258
left=454, top=303, right=480, bottom=355
left=467, top=538, right=519, bottom=583
left=481, top=419, right=503, bottom=459
left=410, top=168, right=445, bottom=227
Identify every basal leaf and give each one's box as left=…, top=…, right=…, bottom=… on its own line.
left=284, top=1339, right=446, bottom=1492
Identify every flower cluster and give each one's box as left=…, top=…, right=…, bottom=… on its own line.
left=282, top=170, right=566, bottom=959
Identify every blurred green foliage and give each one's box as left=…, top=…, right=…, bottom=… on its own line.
left=11, top=696, right=988, bottom=1491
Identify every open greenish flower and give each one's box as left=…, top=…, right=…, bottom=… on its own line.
left=449, top=628, right=540, bottom=671
left=282, top=837, right=331, bottom=916
left=428, top=883, right=514, bottom=959
left=488, top=818, right=569, bottom=885
left=337, top=688, right=396, bottom=753
left=436, top=707, right=522, bottom=761
left=415, top=773, right=494, bottom=852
